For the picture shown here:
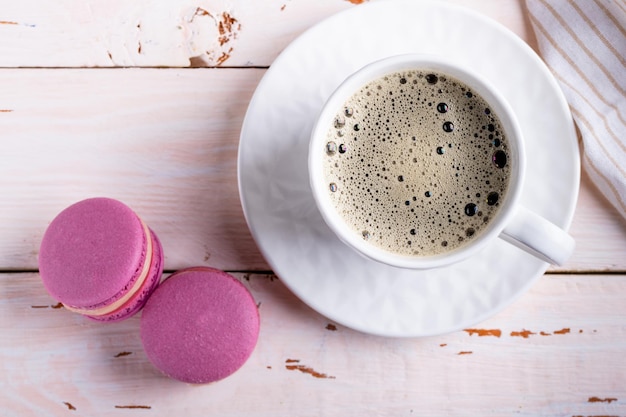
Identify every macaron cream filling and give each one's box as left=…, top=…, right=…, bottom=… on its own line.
left=62, top=219, right=154, bottom=317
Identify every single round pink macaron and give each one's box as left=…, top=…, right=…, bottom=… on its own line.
left=38, top=198, right=164, bottom=322
left=140, top=267, right=260, bottom=384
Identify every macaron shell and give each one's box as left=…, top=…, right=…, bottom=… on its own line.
left=88, top=228, right=164, bottom=322
left=140, top=267, right=260, bottom=384
left=39, top=198, right=147, bottom=309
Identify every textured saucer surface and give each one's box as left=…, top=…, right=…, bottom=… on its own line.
left=39, top=198, right=149, bottom=309
left=140, top=267, right=260, bottom=384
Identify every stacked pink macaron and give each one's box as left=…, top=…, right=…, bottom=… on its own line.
left=38, top=198, right=163, bottom=322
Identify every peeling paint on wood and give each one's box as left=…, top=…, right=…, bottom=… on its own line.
left=511, top=329, right=536, bottom=338
left=216, top=48, right=234, bottom=66
left=588, top=397, right=617, bottom=403
left=31, top=302, right=63, bottom=309
left=554, top=328, right=571, bottom=335
left=464, top=328, right=502, bottom=337
left=284, top=358, right=335, bottom=379
left=217, top=12, right=239, bottom=46
left=285, top=364, right=336, bottom=379
left=194, top=7, right=212, bottom=18
left=0, top=20, right=35, bottom=28
left=114, top=405, right=152, bottom=409
left=511, top=328, right=571, bottom=337
left=187, top=8, right=240, bottom=66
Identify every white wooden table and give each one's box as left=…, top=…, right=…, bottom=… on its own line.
left=1, top=1, right=625, bottom=415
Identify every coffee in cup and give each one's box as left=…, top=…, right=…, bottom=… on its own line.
left=323, top=68, right=510, bottom=257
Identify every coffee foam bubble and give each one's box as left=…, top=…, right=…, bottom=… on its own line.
left=323, top=70, right=511, bottom=257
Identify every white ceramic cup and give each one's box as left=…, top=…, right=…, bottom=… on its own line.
left=309, top=54, right=575, bottom=269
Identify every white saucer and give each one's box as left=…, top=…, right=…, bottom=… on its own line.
left=238, top=0, right=579, bottom=337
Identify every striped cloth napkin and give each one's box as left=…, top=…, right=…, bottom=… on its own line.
left=525, top=0, right=626, bottom=218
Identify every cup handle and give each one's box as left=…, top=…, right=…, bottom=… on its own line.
left=499, top=205, right=575, bottom=266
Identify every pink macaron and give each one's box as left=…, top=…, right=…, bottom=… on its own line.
left=38, top=198, right=164, bottom=322
left=140, top=267, right=260, bottom=384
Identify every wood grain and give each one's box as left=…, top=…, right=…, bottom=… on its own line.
left=0, top=0, right=535, bottom=68
left=1, top=1, right=625, bottom=415
left=0, top=68, right=266, bottom=271
left=1, top=272, right=625, bottom=416
left=1, top=69, right=624, bottom=272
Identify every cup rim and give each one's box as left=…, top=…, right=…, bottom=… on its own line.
left=309, top=53, right=525, bottom=269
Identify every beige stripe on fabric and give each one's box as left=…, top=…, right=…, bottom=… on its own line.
left=595, top=0, right=626, bottom=38
left=567, top=0, right=626, bottom=67
left=539, top=0, right=626, bottom=95
left=528, top=11, right=626, bottom=122
left=571, top=106, right=626, bottom=178
left=583, top=152, right=626, bottom=213
left=551, top=68, right=626, bottom=154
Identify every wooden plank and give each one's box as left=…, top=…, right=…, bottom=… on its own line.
left=0, top=0, right=536, bottom=68
left=1, top=272, right=625, bottom=416
left=1, top=68, right=624, bottom=272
